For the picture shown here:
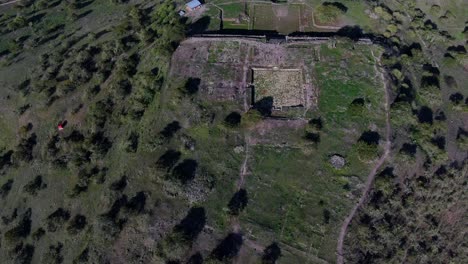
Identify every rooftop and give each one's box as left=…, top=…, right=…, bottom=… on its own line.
left=186, top=0, right=202, bottom=9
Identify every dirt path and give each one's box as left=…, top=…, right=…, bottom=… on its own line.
left=237, top=137, right=250, bottom=189
left=336, top=50, right=392, bottom=264
left=0, top=0, right=19, bottom=6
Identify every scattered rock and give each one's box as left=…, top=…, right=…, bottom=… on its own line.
left=330, top=154, right=346, bottom=169
left=234, top=146, right=244, bottom=154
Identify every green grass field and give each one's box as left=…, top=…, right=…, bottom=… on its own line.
left=251, top=4, right=302, bottom=34
left=221, top=2, right=246, bottom=18
left=229, top=42, right=387, bottom=263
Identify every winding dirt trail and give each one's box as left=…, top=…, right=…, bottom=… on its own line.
left=336, top=50, right=392, bottom=264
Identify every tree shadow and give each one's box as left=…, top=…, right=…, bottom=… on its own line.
left=337, top=25, right=364, bottom=41
left=224, top=112, right=242, bottom=126
left=187, top=252, right=203, bottom=264
left=305, top=132, right=320, bottom=144
left=188, top=16, right=211, bottom=35
left=185, top=77, right=201, bottom=95
left=174, top=207, right=206, bottom=241
left=172, top=159, right=198, bottom=184
left=358, top=131, right=380, bottom=145
left=400, top=143, right=417, bottom=157
left=76, top=0, right=95, bottom=9
left=77, top=10, right=93, bottom=20
left=211, top=233, right=243, bottom=261
left=110, top=175, right=128, bottom=191
left=262, top=242, right=282, bottom=264
left=228, top=189, right=248, bottom=215
left=27, top=12, right=46, bottom=24
left=125, top=192, right=146, bottom=214
left=253, top=96, right=273, bottom=117
left=160, top=121, right=181, bottom=139
left=157, top=149, right=181, bottom=171
left=417, top=106, right=433, bottom=124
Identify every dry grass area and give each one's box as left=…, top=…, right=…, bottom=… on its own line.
left=253, top=68, right=304, bottom=108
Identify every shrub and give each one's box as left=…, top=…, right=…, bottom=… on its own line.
left=348, top=98, right=366, bottom=115
left=32, top=228, right=45, bottom=241
left=23, top=175, right=47, bottom=196
left=126, top=132, right=139, bottom=153
left=7, top=15, right=27, bottom=31
left=73, top=247, right=89, bottom=263
left=125, top=191, right=146, bottom=214
left=67, top=215, right=87, bottom=234
left=14, top=133, right=37, bottom=162
left=0, top=179, right=14, bottom=198
left=0, top=150, right=14, bottom=170
left=4, top=208, right=32, bottom=242
left=356, top=141, right=379, bottom=161
left=43, top=242, right=64, bottom=264
left=110, top=175, right=128, bottom=191
left=315, top=3, right=347, bottom=24
left=15, top=244, right=35, bottom=264
left=47, top=208, right=71, bottom=232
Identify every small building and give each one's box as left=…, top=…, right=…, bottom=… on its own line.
left=185, top=0, right=202, bottom=12
left=178, top=10, right=186, bottom=17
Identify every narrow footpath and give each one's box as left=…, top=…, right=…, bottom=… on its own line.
left=336, top=50, right=392, bottom=264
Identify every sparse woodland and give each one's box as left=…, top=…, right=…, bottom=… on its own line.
left=0, top=0, right=466, bottom=263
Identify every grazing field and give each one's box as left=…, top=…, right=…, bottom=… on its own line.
left=253, top=68, right=304, bottom=108
left=222, top=2, right=246, bottom=18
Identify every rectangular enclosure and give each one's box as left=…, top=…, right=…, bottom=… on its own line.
left=252, top=67, right=304, bottom=108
